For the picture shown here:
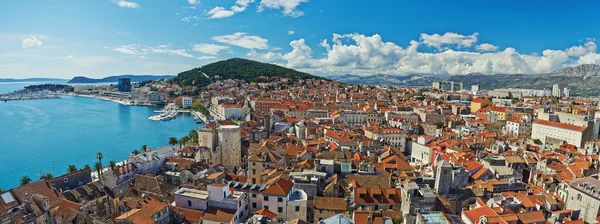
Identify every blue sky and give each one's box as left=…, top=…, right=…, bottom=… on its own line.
left=1, top=0, right=600, bottom=78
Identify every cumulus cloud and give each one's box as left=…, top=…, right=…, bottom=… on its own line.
left=272, top=32, right=599, bottom=76
left=288, top=30, right=295, bottom=35
left=567, top=41, right=597, bottom=57
left=114, top=0, right=140, bottom=9
left=475, top=43, right=499, bottom=52
left=188, top=0, right=198, bottom=5
left=193, top=43, right=230, bottom=55
left=21, top=36, right=43, bottom=48
left=257, top=0, right=309, bottom=17
left=212, top=32, right=268, bottom=49
left=420, top=32, right=478, bottom=49
left=247, top=50, right=282, bottom=62
left=206, top=0, right=255, bottom=19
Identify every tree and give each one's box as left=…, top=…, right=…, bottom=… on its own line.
left=96, top=152, right=104, bottom=176
left=109, top=160, right=117, bottom=169
left=42, top=173, right=53, bottom=180
left=84, top=164, right=90, bottom=170
left=169, top=137, right=178, bottom=146
left=132, top=149, right=140, bottom=155
left=179, top=136, right=190, bottom=147
left=141, top=145, right=148, bottom=152
left=94, top=162, right=103, bottom=180
left=20, top=176, right=32, bottom=186
left=533, top=139, right=543, bottom=145
left=67, top=164, right=77, bottom=173
left=188, top=129, right=198, bottom=143
left=0, top=188, right=4, bottom=193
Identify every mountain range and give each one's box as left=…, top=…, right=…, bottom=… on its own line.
left=327, top=64, right=600, bottom=96
left=67, top=75, right=174, bottom=83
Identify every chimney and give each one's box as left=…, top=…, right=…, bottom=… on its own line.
left=367, top=215, right=373, bottom=224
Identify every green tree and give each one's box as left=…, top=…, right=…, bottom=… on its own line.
left=533, top=139, right=543, bottom=145
left=0, top=188, right=4, bottom=193
left=20, top=176, right=32, bottom=186
left=109, top=160, right=117, bottom=169
left=84, top=164, right=90, bottom=170
left=141, top=145, right=148, bottom=152
left=42, top=173, right=53, bottom=180
left=169, top=137, right=178, bottom=146
left=132, top=149, right=140, bottom=155
left=94, top=162, right=103, bottom=180
left=96, top=152, right=104, bottom=176
left=67, top=164, right=77, bottom=173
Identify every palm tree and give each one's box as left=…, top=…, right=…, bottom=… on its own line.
left=96, top=152, right=104, bottom=176
left=42, top=173, right=53, bottom=180
left=84, top=164, right=90, bottom=170
left=169, top=137, right=178, bottom=146
left=19, top=176, right=32, bottom=186
left=67, top=164, right=77, bottom=173
left=132, top=149, right=140, bottom=155
left=179, top=136, right=190, bottom=148
left=0, top=188, right=4, bottom=193
left=109, top=160, right=117, bottom=169
left=141, top=145, right=148, bottom=152
left=94, top=162, right=103, bottom=180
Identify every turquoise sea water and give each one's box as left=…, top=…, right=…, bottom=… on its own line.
left=0, top=90, right=201, bottom=189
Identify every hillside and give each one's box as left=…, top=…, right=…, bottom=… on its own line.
left=329, top=64, right=600, bottom=96
left=68, top=75, right=173, bottom=83
left=173, top=58, right=325, bottom=87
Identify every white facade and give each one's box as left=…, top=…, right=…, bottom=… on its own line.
left=506, top=117, right=532, bottom=138
left=552, top=84, right=561, bottom=98
left=532, top=121, right=584, bottom=147
left=182, top=97, right=193, bottom=108
left=261, top=189, right=308, bottom=221
left=174, top=184, right=248, bottom=223
left=218, top=104, right=247, bottom=120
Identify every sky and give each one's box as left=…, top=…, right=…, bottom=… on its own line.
left=1, top=0, right=600, bottom=79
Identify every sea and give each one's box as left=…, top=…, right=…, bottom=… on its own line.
left=0, top=81, right=202, bottom=189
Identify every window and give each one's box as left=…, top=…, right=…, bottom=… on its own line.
left=278, top=207, right=283, bottom=213
left=374, top=205, right=379, bottom=210
left=252, top=193, right=256, bottom=198
left=389, top=205, right=394, bottom=210
left=295, top=206, right=300, bottom=212
left=264, top=206, right=269, bottom=210
left=253, top=203, right=257, bottom=208
left=264, top=196, right=269, bottom=201
left=187, top=200, right=192, bottom=207
left=278, top=197, right=283, bottom=202
left=252, top=178, right=256, bottom=183
left=388, top=194, right=394, bottom=199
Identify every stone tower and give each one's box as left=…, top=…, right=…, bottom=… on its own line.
left=217, top=125, right=242, bottom=169
left=434, top=160, right=452, bottom=195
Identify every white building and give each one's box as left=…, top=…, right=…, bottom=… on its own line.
left=552, top=84, right=561, bottom=98
left=126, top=145, right=175, bottom=175
left=182, top=97, right=193, bottom=108
left=566, top=177, right=600, bottom=224
left=218, top=104, right=248, bottom=120
left=505, top=116, right=532, bottom=138
left=409, top=135, right=436, bottom=165
left=532, top=109, right=595, bottom=148
left=259, top=178, right=308, bottom=221
left=564, top=88, right=571, bottom=98
left=174, top=184, right=248, bottom=223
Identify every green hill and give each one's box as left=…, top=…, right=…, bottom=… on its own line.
left=173, top=58, right=325, bottom=88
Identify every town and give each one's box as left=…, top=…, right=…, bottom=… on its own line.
left=3, top=72, right=600, bottom=224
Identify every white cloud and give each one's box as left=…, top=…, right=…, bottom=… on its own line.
left=113, top=44, right=195, bottom=58
left=212, top=32, right=268, bottom=49
left=420, top=32, right=478, bottom=49
left=63, top=55, right=74, bottom=59
left=181, top=16, right=201, bottom=22
left=206, top=0, right=255, bottom=19
left=114, top=0, right=140, bottom=9
left=193, top=43, right=230, bottom=55
left=273, top=32, right=599, bottom=76
left=197, top=56, right=217, bottom=60
left=247, top=50, right=282, bottom=62
left=475, top=43, right=499, bottom=52
left=21, top=36, right=43, bottom=48
left=258, top=0, right=309, bottom=17
left=288, top=30, right=295, bottom=35
left=188, top=0, right=198, bottom=5
left=567, top=41, right=597, bottom=57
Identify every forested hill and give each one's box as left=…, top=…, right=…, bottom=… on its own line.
left=172, top=58, right=325, bottom=87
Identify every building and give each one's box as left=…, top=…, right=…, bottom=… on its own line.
left=182, top=97, right=193, bottom=108
left=217, top=125, right=242, bottom=169
left=118, top=77, right=132, bottom=92
left=260, top=178, right=308, bottom=221
left=532, top=110, right=595, bottom=148
left=566, top=177, right=600, bottom=223
left=552, top=84, right=561, bottom=98
left=313, top=197, right=349, bottom=223
left=218, top=104, right=248, bottom=120
left=506, top=115, right=532, bottom=138
left=564, top=88, right=571, bottom=98
left=434, top=161, right=469, bottom=194
left=470, top=98, right=491, bottom=114
left=471, top=85, right=480, bottom=93
left=402, top=183, right=437, bottom=224
left=116, top=196, right=171, bottom=224
left=174, top=184, right=248, bottom=223
left=48, top=168, right=93, bottom=192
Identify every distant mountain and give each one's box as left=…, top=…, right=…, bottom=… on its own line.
left=173, top=58, right=325, bottom=88
left=330, top=64, right=600, bottom=96
left=68, top=75, right=173, bottom=83
left=0, top=78, right=67, bottom=82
